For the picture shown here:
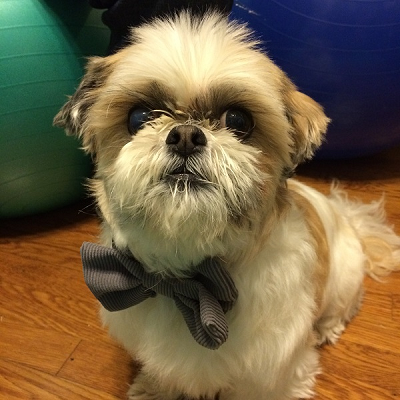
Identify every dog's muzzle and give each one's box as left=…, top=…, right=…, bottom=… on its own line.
left=165, top=125, right=207, bottom=185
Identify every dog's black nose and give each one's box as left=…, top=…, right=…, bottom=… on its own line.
left=166, top=125, right=207, bottom=156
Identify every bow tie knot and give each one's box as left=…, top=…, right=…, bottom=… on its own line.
left=80, top=242, right=238, bottom=350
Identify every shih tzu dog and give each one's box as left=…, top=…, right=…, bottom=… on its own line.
left=54, top=12, right=400, bottom=400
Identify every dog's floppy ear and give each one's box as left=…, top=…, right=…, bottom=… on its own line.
left=284, top=83, right=330, bottom=165
left=53, top=56, right=113, bottom=154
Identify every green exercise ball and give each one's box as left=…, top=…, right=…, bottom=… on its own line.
left=0, top=0, right=109, bottom=218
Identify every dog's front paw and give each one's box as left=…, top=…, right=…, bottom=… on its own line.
left=127, top=372, right=161, bottom=400
left=128, top=372, right=182, bottom=400
left=315, top=317, right=346, bottom=346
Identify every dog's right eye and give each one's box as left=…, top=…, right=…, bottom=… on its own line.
left=128, top=108, right=152, bottom=134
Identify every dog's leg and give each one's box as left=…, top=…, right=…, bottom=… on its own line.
left=315, top=316, right=348, bottom=346
left=128, top=372, right=219, bottom=400
left=284, top=345, right=321, bottom=399
left=128, top=371, right=181, bottom=400
left=315, top=286, right=364, bottom=345
left=219, top=346, right=320, bottom=400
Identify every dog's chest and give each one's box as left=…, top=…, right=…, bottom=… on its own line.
left=101, top=224, right=318, bottom=390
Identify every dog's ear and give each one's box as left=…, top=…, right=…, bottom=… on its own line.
left=53, top=56, right=113, bottom=154
left=284, top=83, right=330, bottom=165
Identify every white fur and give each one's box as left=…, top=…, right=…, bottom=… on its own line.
left=55, top=12, right=400, bottom=400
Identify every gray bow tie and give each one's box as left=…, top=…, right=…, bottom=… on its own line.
left=80, top=242, right=238, bottom=350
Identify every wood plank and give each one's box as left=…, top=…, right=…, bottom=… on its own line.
left=58, top=339, right=139, bottom=398
left=0, top=221, right=99, bottom=272
left=364, top=272, right=400, bottom=296
left=0, top=255, right=107, bottom=341
left=319, top=340, right=400, bottom=393
left=316, top=374, right=398, bottom=400
left=0, top=359, right=122, bottom=400
left=340, top=316, right=400, bottom=355
left=393, top=295, right=400, bottom=324
left=0, top=322, right=79, bottom=375
left=358, top=287, right=394, bottom=323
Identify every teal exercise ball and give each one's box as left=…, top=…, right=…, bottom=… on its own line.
left=0, top=0, right=109, bottom=218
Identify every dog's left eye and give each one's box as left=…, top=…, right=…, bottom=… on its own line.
left=220, top=109, right=253, bottom=138
left=128, top=108, right=153, bottom=134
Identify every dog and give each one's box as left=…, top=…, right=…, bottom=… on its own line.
left=54, top=12, right=400, bottom=400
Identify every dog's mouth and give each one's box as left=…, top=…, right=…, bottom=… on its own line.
left=165, top=163, right=206, bottom=188
left=168, top=164, right=196, bottom=180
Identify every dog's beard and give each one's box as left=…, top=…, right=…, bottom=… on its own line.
left=101, top=122, right=269, bottom=245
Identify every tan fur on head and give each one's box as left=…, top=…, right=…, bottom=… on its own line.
left=54, top=13, right=329, bottom=169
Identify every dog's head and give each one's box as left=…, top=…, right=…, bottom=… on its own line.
left=55, top=13, right=329, bottom=267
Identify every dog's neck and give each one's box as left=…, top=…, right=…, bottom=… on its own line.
left=96, top=180, right=290, bottom=277
left=103, top=219, right=242, bottom=277
left=99, top=207, right=283, bottom=278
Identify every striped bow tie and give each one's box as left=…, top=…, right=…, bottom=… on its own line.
left=80, top=242, right=238, bottom=350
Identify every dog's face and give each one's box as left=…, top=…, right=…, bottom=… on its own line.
left=55, top=13, right=329, bottom=268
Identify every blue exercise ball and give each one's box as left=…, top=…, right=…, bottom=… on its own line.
left=0, top=0, right=108, bottom=218
left=232, top=1, right=400, bottom=158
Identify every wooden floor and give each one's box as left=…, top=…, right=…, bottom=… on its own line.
left=1, top=146, right=399, bottom=400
